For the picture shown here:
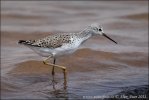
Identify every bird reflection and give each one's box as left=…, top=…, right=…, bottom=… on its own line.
left=49, top=76, right=68, bottom=99
left=50, top=74, right=67, bottom=90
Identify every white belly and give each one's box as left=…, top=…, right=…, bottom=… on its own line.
left=27, top=43, right=80, bottom=58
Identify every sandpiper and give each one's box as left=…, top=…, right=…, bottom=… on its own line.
left=18, top=23, right=117, bottom=79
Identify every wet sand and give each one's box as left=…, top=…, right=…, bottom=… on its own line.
left=1, top=1, right=148, bottom=99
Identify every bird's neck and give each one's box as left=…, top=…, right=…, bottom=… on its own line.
left=76, top=28, right=93, bottom=41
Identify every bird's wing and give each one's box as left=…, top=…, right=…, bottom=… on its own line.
left=31, top=33, right=72, bottom=48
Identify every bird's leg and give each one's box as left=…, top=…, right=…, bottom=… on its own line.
left=43, top=56, right=52, bottom=65
left=43, top=57, right=66, bottom=76
left=63, top=69, right=67, bottom=89
left=43, top=56, right=56, bottom=83
left=49, top=63, right=67, bottom=84
left=51, top=58, right=56, bottom=84
left=43, top=56, right=67, bottom=86
left=52, top=58, right=56, bottom=75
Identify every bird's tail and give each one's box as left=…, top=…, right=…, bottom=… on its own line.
left=18, top=40, right=35, bottom=45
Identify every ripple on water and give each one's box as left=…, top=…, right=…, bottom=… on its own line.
left=1, top=1, right=148, bottom=99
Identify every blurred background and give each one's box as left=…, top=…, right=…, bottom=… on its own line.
left=1, top=1, right=148, bottom=99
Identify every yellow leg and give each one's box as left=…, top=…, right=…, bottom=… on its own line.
left=43, top=56, right=67, bottom=86
left=43, top=55, right=52, bottom=65
left=63, top=68, right=67, bottom=89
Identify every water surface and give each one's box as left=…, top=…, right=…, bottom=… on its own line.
left=1, top=1, right=148, bottom=99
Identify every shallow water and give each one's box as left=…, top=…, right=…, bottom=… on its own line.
left=1, top=1, right=148, bottom=99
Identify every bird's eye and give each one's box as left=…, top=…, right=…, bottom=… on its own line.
left=98, top=29, right=102, bottom=31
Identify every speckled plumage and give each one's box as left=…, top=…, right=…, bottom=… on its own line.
left=18, top=23, right=116, bottom=58
left=19, top=32, right=84, bottom=57
left=33, top=33, right=74, bottom=48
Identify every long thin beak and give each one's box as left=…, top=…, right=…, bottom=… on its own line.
left=102, top=33, right=117, bottom=44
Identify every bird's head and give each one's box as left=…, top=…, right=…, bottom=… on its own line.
left=88, top=23, right=117, bottom=44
